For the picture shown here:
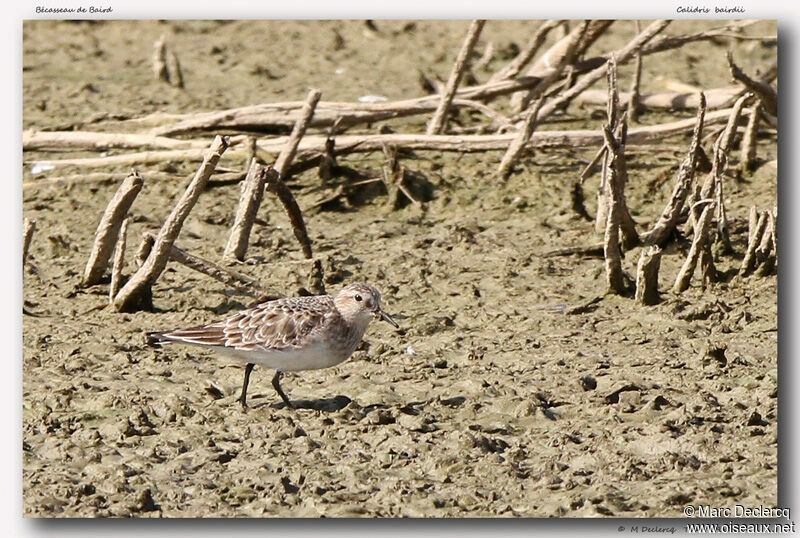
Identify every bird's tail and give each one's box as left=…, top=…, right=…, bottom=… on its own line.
left=145, top=331, right=169, bottom=347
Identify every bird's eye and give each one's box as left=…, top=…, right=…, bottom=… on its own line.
left=355, top=294, right=363, bottom=302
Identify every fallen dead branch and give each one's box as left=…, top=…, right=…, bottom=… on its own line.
left=27, top=108, right=738, bottom=172
left=143, top=232, right=263, bottom=297
left=23, top=170, right=246, bottom=191
left=23, top=130, right=212, bottom=151
left=26, top=147, right=248, bottom=170
left=574, top=86, right=740, bottom=111
left=82, top=171, right=144, bottom=286
left=427, top=19, right=486, bottom=135
left=113, top=136, right=230, bottom=312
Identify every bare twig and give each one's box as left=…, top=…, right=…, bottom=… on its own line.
left=223, top=161, right=274, bottom=263
left=635, top=245, right=662, bottom=305
left=674, top=202, right=715, bottom=293
left=23, top=219, right=36, bottom=268
left=82, top=171, right=144, bottom=286
left=427, top=19, right=486, bottom=135
left=108, top=218, right=129, bottom=304
left=113, top=136, right=230, bottom=312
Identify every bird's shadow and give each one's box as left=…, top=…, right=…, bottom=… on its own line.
left=251, top=394, right=353, bottom=412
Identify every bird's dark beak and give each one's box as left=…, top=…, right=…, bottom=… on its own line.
left=375, top=309, right=399, bottom=328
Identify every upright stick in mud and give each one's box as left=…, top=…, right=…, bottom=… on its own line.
left=83, top=171, right=144, bottom=286
left=113, top=136, right=229, bottom=312
left=426, top=20, right=486, bottom=135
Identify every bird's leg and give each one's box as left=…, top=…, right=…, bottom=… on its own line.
left=272, top=371, right=294, bottom=408
left=238, top=363, right=255, bottom=408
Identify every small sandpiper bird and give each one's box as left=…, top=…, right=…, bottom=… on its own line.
left=146, top=283, right=398, bottom=408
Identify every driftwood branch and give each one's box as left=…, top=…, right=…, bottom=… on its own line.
left=573, top=86, right=740, bottom=111
left=82, top=171, right=144, bottom=286
left=23, top=130, right=213, bottom=151
left=635, top=245, right=662, bottom=305
left=108, top=218, right=129, bottom=304
left=27, top=108, right=738, bottom=172
left=223, top=161, right=274, bottom=263
left=427, top=19, right=486, bottom=135
left=144, top=232, right=262, bottom=296
left=113, top=136, right=230, bottom=312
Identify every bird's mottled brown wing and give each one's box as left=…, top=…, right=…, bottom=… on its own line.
left=156, top=295, right=335, bottom=351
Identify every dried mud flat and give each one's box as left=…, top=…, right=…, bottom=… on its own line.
left=23, top=20, right=777, bottom=517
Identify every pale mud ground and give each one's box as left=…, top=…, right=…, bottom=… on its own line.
left=22, top=20, right=777, bottom=517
